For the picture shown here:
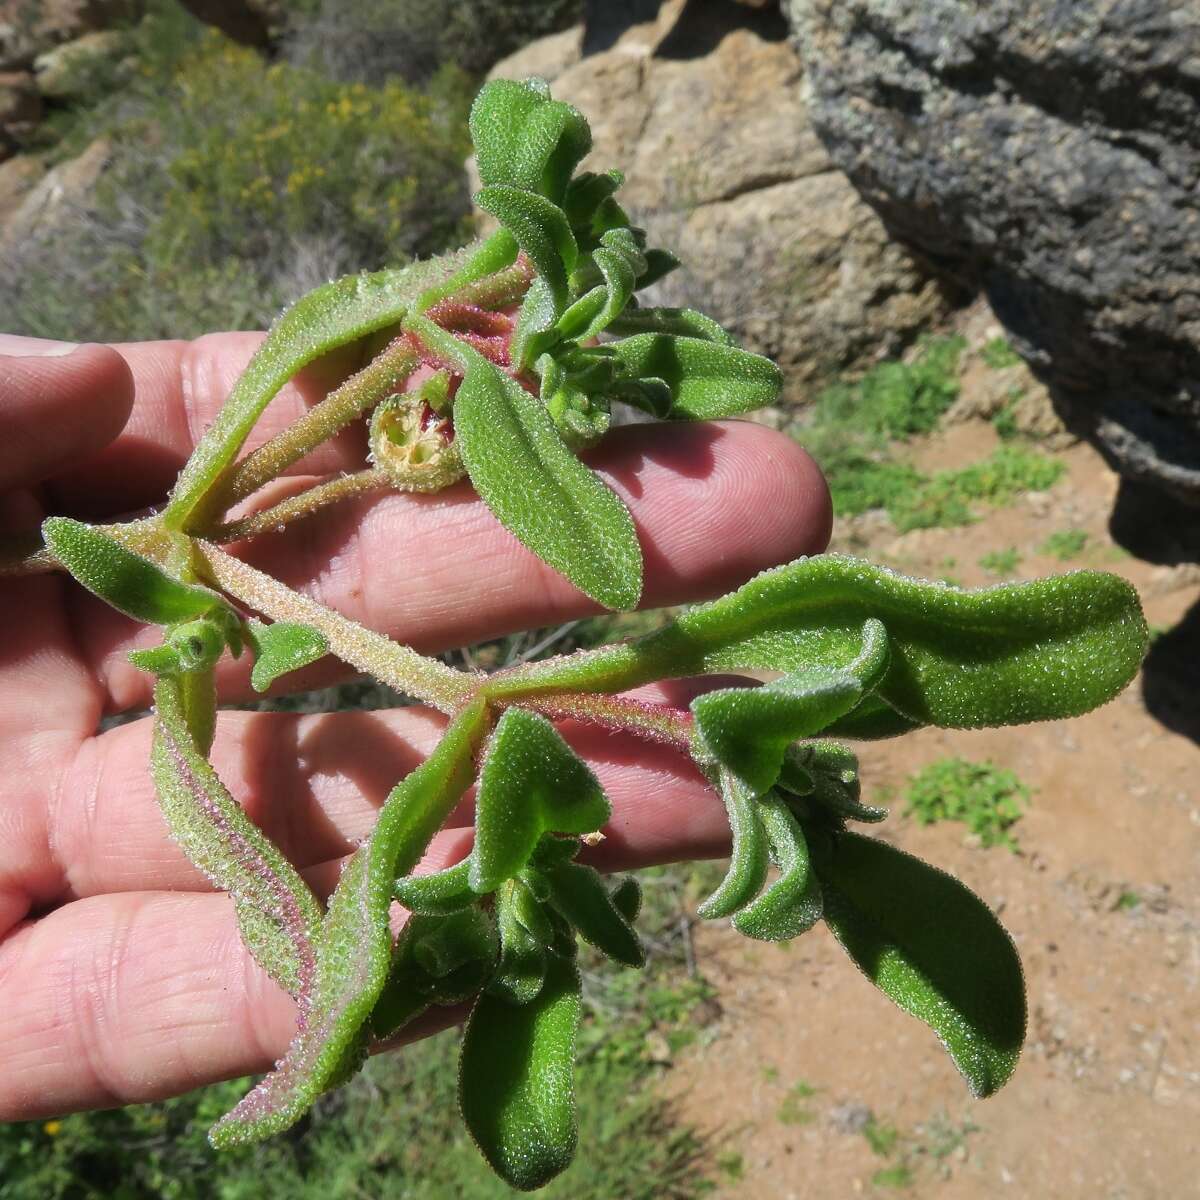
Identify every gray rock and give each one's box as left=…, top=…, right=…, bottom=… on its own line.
left=480, top=0, right=951, bottom=401
left=0, top=68, right=39, bottom=153
left=33, top=28, right=126, bottom=98
left=791, top=0, right=1200, bottom=503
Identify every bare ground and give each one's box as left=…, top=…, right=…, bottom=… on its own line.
left=664, top=422, right=1200, bottom=1199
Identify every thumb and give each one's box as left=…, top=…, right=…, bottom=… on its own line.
left=0, top=337, right=134, bottom=491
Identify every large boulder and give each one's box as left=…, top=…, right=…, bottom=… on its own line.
left=790, top=0, right=1200, bottom=505
left=481, top=0, right=952, bottom=402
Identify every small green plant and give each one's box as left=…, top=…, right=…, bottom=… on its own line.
left=904, top=759, right=1030, bottom=850
left=9, top=78, right=1148, bottom=1192
left=979, top=548, right=1021, bottom=577
left=776, top=1080, right=819, bottom=1126
left=981, top=338, right=1022, bottom=370
left=1040, top=529, right=1090, bottom=561
left=1114, top=890, right=1142, bottom=912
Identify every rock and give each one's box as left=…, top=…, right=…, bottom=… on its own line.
left=0, top=149, right=44, bottom=222
left=0, top=68, right=39, bottom=151
left=791, top=0, right=1200, bottom=504
left=0, top=1, right=140, bottom=71
left=480, top=0, right=952, bottom=401
left=175, top=0, right=285, bottom=48
left=1, top=134, right=107, bottom=246
left=33, top=28, right=126, bottom=99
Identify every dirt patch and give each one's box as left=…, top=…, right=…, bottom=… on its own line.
left=666, top=423, right=1200, bottom=1197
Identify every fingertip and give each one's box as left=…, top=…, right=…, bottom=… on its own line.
left=0, top=343, right=135, bottom=490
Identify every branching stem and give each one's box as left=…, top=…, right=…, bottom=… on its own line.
left=209, top=470, right=390, bottom=543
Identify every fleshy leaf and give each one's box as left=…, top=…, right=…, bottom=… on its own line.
left=454, top=359, right=642, bottom=610
left=247, top=620, right=329, bottom=692
left=151, top=676, right=321, bottom=1001
left=475, top=185, right=577, bottom=313
left=732, top=797, right=823, bottom=941
left=691, top=619, right=889, bottom=795
left=821, top=832, right=1026, bottom=1098
left=469, top=708, right=610, bottom=894
left=821, top=693, right=921, bottom=740
left=394, top=858, right=475, bottom=916
left=602, top=333, right=782, bottom=419
left=210, top=700, right=486, bottom=1147
left=697, top=767, right=769, bottom=920
left=543, top=859, right=644, bottom=967
left=512, top=276, right=560, bottom=369
left=784, top=741, right=887, bottom=823
left=44, top=518, right=223, bottom=625
left=470, top=79, right=590, bottom=204
left=610, top=877, right=642, bottom=923
left=164, top=257, right=452, bottom=528
left=607, top=306, right=736, bottom=345
left=636, top=248, right=681, bottom=289
left=504, top=557, right=1147, bottom=729
left=373, top=908, right=498, bottom=1039
left=460, top=952, right=582, bottom=1191
left=490, top=878, right=549, bottom=1006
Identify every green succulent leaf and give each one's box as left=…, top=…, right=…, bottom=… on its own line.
left=44, top=518, right=224, bottom=625
left=373, top=908, right=499, bottom=1039
left=543, top=859, right=645, bottom=967
left=475, top=185, right=577, bottom=313
left=697, top=766, right=769, bottom=920
left=394, top=858, right=475, bottom=916
left=691, top=619, right=889, bottom=796
left=512, top=276, right=560, bottom=370
left=470, top=708, right=610, bottom=894
left=152, top=675, right=322, bottom=1002
left=607, top=306, right=736, bottom=345
left=247, top=620, right=329, bottom=692
left=210, top=700, right=486, bottom=1147
left=636, top=248, right=681, bottom=289
left=470, top=79, right=590, bottom=204
left=563, top=169, right=624, bottom=232
left=821, top=693, right=922, bottom=740
left=164, top=257, right=450, bottom=528
left=454, top=358, right=643, bottom=611
left=609, top=876, right=642, bottom=923
left=502, top=557, right=1147, bottom=730
left=490, top=878, right=549, bottom=1006
left=461, top=951, right=581, bottom=1192
left=784, top=741, right=887, bottom=823
left=732, top=797, right=823, bottom=941
left=821, top=832, right=1026, bottom=1098
left=603, top=333, right=782, bottom=420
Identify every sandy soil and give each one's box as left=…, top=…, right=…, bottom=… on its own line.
left=665, top=422, right=1200, bottom=1199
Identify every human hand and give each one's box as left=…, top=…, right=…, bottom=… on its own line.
left=0, top=331, right=830, bottom=1120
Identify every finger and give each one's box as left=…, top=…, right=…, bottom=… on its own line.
left=82, top=419, right=831, bottom=711
left=0, top=341, right=134, bottom=490
left=51, top=687, right=729, bottom=901
left=46, top=333, right=368, bottom=517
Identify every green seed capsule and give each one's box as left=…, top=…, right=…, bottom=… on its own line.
left=369, top=392, right=466, bottom=493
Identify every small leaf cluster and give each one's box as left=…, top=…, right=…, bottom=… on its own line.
left=22, top=74, right=1153, bottom=1194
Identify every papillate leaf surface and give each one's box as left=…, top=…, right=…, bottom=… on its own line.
left=732, top=798, right=823, bottom=941
left=152, top=676, right=322, bottom=1000
left=475, top=185, right=577, bottom=313
left=247, top=620, right=329, bottom=692
left=460, top=953, right=582, bottom=1192
left=44, top=518, right=222, bottom=626
left=165, top=256, right=455, bottom=528
left=210, top=701, right=486, bottom=1147
left=543, top=859, right=644, bottom=967
left=602, top=333, right=782, bottom=419
left=504, top=557, right=1147, bottom=729
left=691, top=619, right=888, bottom=795
left=697, top=767, right=769, bottom=920
left=455, top=361, right=642, bottom=611
left=470, top=708, right=610, bottom=894
left=821, top=833, right=1026, bottom=1097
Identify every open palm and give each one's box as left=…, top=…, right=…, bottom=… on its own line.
left=0, top=332, right=829, bottom=1120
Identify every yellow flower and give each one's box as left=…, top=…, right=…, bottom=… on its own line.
left=43, top=1120, right=62, bottom=1136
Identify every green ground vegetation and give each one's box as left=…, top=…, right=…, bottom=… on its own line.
left=795, top=339, right=1065, bottom=533
left=902, top=758, right=1030, bottom=851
